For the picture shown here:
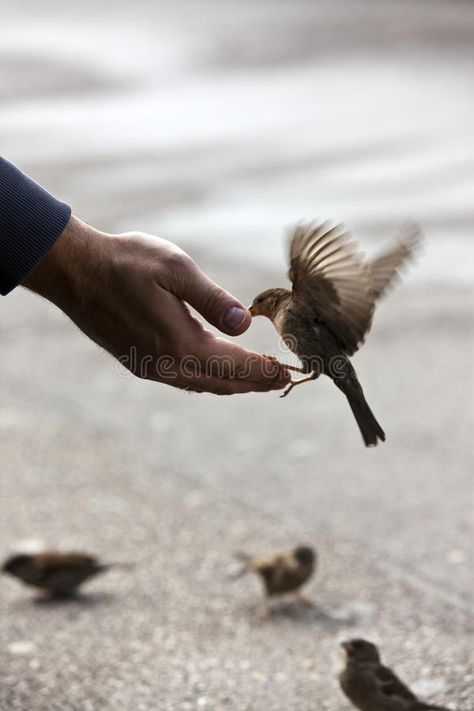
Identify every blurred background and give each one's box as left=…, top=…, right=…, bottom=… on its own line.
left=1, top=1, right=473, bottom=709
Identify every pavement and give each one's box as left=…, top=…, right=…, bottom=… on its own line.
left=1, top=0, right=473, bottom=709
left=1, top=264, right=473, bottom=710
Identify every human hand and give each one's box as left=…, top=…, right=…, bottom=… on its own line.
left=23, top=216, right=290, bottom=394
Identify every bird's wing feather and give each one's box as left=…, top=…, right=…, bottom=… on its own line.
left=375, top=665, right=418, bottom=702
left=35, top=552, right=99, bottom=573
left=288, top=221, right=374, bottom=354
left=369, top=221, right=422, bottom=300
left=254, top=554, right=283, bottom=577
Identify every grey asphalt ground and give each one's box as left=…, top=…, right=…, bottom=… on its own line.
left=1, top=267, right=473, bottom=710
left=1, top=1, right=474, bottom=709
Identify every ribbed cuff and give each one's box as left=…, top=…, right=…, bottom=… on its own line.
left=0, top=157, right=72, bottom=295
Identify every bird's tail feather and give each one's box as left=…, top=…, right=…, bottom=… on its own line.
left=101, top=562, right=135, bottom=572
left=344, top=384, right=385, bottom=447
left=230, top=552, right=254, bottom=579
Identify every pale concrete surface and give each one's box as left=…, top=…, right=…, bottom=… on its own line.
left=1, top=0, right=473, bottom=709
left=1, top=270, right=473, bottom=710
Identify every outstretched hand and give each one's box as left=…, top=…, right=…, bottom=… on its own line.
left=23, top=216, right=290, bottom=395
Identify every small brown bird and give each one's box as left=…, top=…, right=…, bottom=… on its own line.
left=234, top=545, right=316, bottom=614
left=249, top=220, right=421, bottom=446
left=339, top=639, right=451, bottom=711
left=2, top=551, right=127, bottom=596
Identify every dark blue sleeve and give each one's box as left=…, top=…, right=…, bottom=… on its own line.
left=0, top=157, right=72, bottom=295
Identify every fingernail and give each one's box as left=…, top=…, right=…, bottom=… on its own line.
left=222, top=305, right=248, bottom=331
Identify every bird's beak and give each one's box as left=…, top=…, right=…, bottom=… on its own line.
left=248, top=305, right=259, bottom=317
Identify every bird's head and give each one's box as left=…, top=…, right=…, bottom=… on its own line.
left=293, top=545, right=315, bottom=565
left=249, top=288, right=291, bottom=320
left=2, top=553, right=32, bottom=577
left=341, top=639, right=381, bottom=664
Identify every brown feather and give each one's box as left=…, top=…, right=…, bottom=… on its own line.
left=288, top=221, right=374, bottom=355
left=375, top=665, right=418, bottom=701
left=236, top=547, right=315, bottom=597
left=369, top=221, right=422, bottom=300
left=339, top=640, right=450, bottom=711
left=288, top=220, right=422, bottom=355
left=3, top=551, right=113, bottom=595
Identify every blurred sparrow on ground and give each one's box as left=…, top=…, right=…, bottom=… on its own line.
left=249, top=221, right=421, bottom=446
left=2, top=551, right=129, bottom=596
left=233, top=545, right=316, bottom=614
left=339, top=639, right=451, bottom=711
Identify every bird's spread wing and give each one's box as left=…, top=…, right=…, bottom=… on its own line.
left=375, top=665, right=418, bottom=702
left=288, top=221, right=374, bottom=354
left=369, top=221, right=422, bottom=300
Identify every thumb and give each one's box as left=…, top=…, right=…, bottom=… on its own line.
left=177, top=258, right=251, bottom=336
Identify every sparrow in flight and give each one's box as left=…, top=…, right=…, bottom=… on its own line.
left=249, top=221, right=421, bottom=446
left=339, top=638, right=451, bottom=710
left=233, top=545, right=316, bottom=615
left=2, top=550, right=129, bottom=596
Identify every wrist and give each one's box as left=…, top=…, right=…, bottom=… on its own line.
left=22, top=216, right=110, bottom=310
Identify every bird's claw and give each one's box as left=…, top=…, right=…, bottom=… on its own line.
left=280, top=382, right=295, bottom=398
left=280, top=372, right=318, bottom=397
